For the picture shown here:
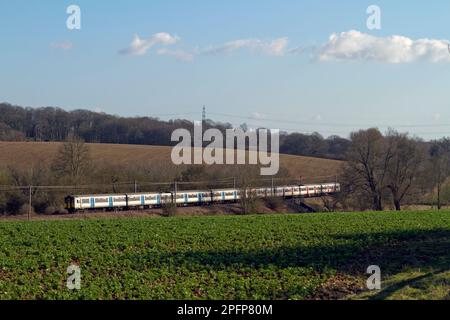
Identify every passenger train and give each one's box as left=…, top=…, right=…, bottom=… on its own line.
left=65, top=182, right=340, bottom=213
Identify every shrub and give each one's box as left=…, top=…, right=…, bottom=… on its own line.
left=6, top=193, right=27, bottom=215
left=265, top=196, right=284, bottom=211
left=161, top=202, right=177, bottom=217
left=18, top=204, right=34, bottom=216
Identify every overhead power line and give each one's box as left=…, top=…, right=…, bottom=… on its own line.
left=208, top=112, right=450, bottom=129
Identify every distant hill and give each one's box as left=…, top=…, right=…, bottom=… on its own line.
left=0, top=141, right=342, bottom=182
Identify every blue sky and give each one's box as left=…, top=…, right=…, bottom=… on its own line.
left=1, top=1, right=450, bottom=138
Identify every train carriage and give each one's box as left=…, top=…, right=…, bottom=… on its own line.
left=213, top=189, right=238, bottom=202
left=186, top=192, right=200, bottom=204
left=65, top=183, right=341, bottom=213
left=255, top=188, right=268, bottom=198
left=143, top=193, right=161, bottom=206
left=198, top=191, right=212, bottom=204
left=283, top=186, right=294, bottom=197
left=273, top=187, right=284, bottom=197
left=127, top=194, right=143, bottom=208
left=175, top=192, right=188, bottom=205
left=65, top=194, right=127, bottom=212
left=127, top=192, right=163, bottom=208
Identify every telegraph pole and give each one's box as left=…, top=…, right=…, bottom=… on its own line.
left=174, top=181, right=177, bottom=207
left=202, top=105, right=206, bottom=125
left=202, top=106, right=206, bottom=148
left=271, top=177, right=274, bottom=196
left=28, top=186, right=32, bottom=221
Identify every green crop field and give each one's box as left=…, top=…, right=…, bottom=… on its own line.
left=0, top=211, right=449, bottom=300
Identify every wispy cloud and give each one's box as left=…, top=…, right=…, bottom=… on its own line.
left=317, top=30, right=450, bottom=63
left=433, top=113, right=441, bottom=121
left=201, top=37, right=289, bottom=56
left=51, top=41, right=73, bottom=51
left=251, top=112, right=268, bottom=120
left=119, top=32, right=180, bottom=56
left=157, top=48, right=194, bottom=62
left=119, top=33, right=289, bottom=61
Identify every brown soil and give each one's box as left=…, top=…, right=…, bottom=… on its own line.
left=0, top=141, right=342, bottom=180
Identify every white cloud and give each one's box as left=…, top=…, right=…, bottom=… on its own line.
left=202, top=37, right=289, bottom=56
left=157, top=48, right=194, bottom=62
left=119, top=33, right=290, bottom=60
left=119, top=32, right=180, bottom=56
left=51, top=41, right=73, bottom=51
left=251, top=112, right=268, bottom=120
left=318, top=30, right=450, bottom=63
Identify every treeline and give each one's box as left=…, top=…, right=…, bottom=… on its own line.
left=337, top=128, right=450, bottom=211
left=0, top=103, right=349, bottom=160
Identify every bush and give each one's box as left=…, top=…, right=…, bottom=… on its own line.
left=6, top=193, right=27, bottom=215
left=161, top=202, right=177, bottom=217
left=265, top=196, right=284, bottom=211
left=18, top=204, right=34, bottom=216
left=44, top=206, right=58, bottom=215
left=44, top=206, right=69, bottom=215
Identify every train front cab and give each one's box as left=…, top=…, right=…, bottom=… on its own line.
left=65, top=196, right=75, bottom=213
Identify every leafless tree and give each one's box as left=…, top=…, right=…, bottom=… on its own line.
left=53, top=134, right=91, bottom=184
left=385, top=130, right=426, bottom=211
left=235, top=165, right=260, bottom=214
left=428, top=138, right=450, bottom=209
left=345, top=128, right=393, bottom=211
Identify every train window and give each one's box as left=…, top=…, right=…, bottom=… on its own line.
left=82, top=199, right=90, bottom=204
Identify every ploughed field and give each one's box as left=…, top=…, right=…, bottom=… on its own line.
left=0, top=141, right=342, bottom=179
left=0, top=211, right=449, bottom=300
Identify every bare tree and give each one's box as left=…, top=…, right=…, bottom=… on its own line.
left=235, top=165, right=260, bottom=214
left=429, top=138, right=450, bottom=209
left=385, top=130, right=425, bottom=211
left=345, top=128, right=393, bottom=211
left=53, top=135, right=91, bottom=184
